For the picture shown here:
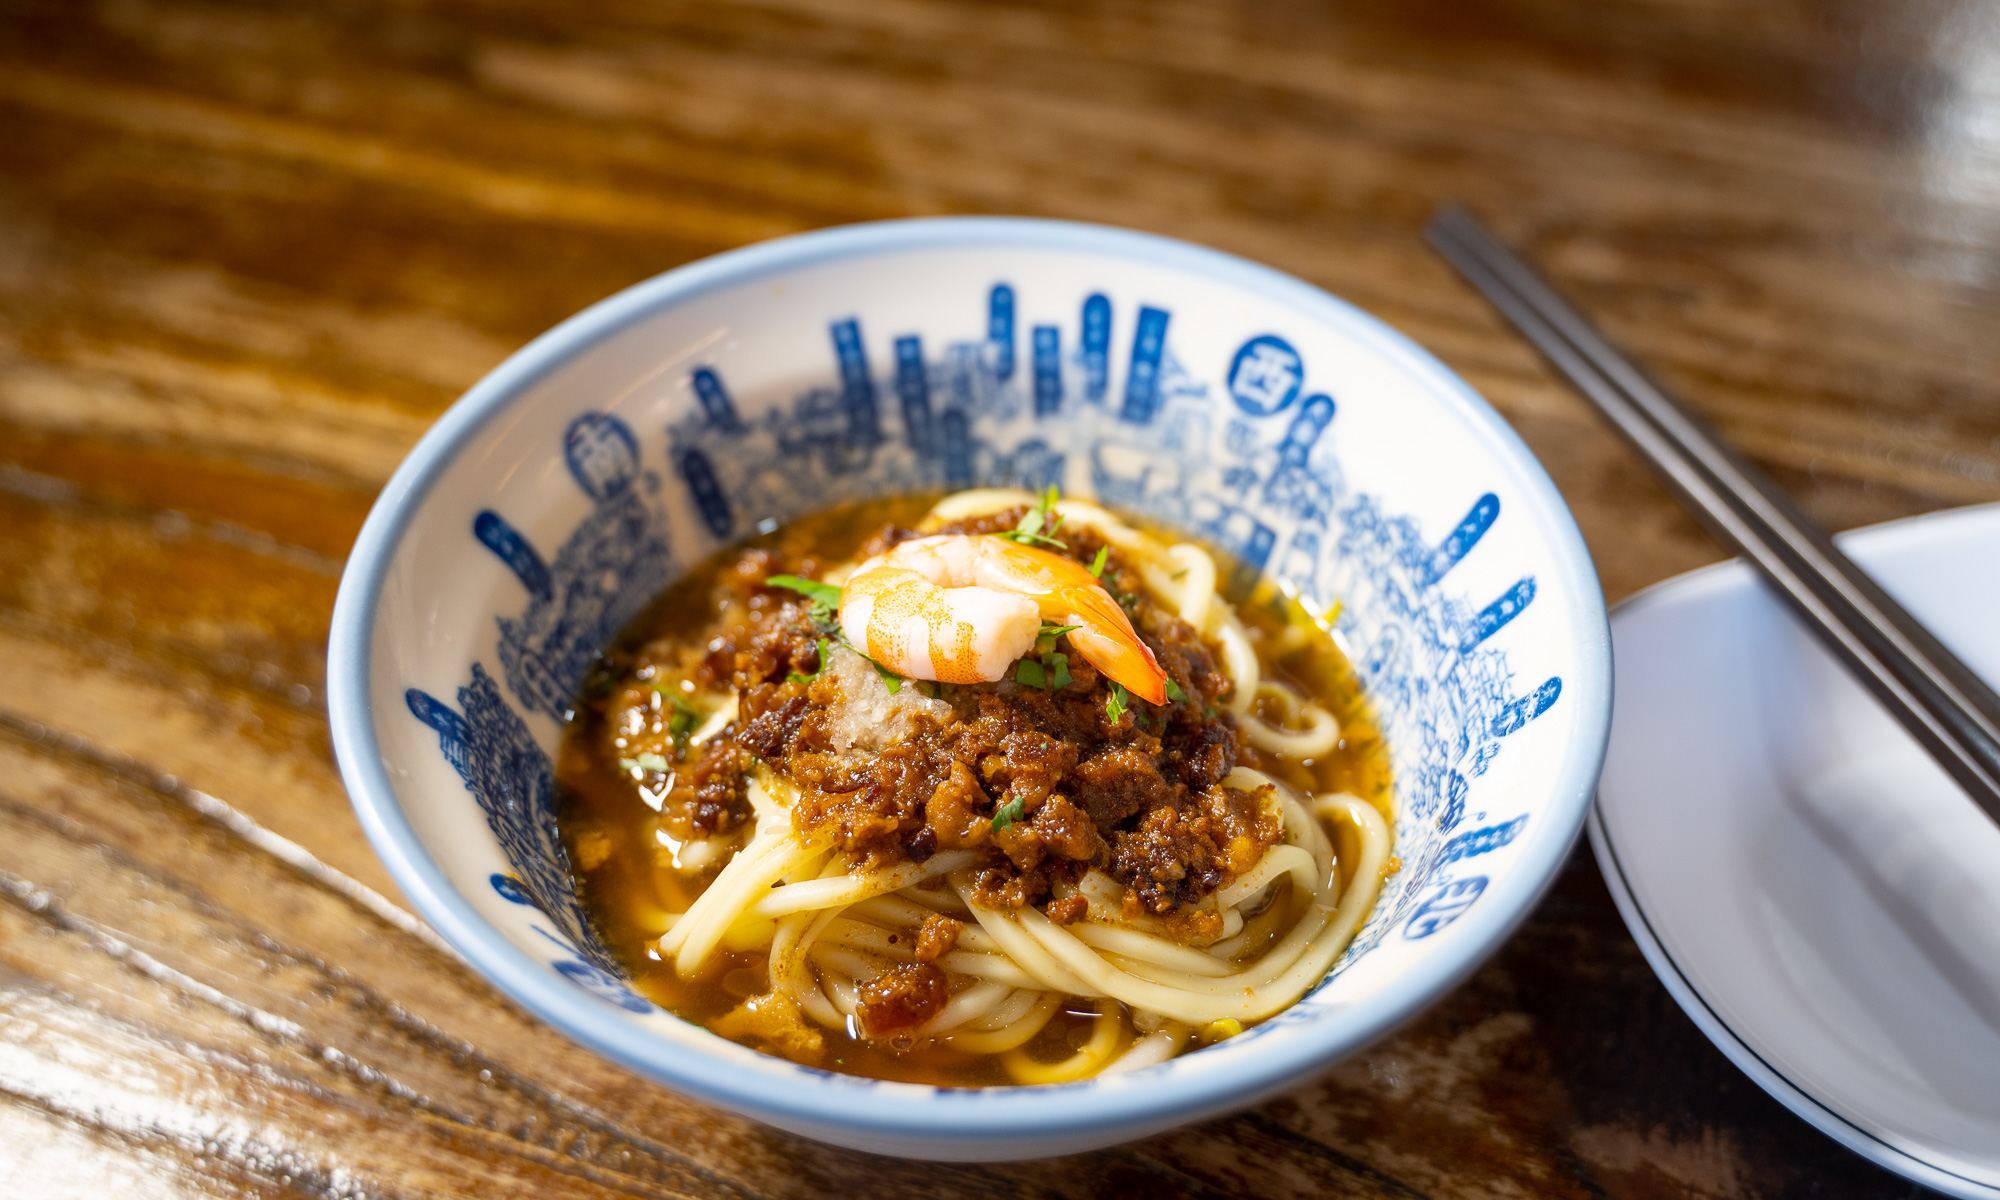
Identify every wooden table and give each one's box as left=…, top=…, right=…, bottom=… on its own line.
left=3, top=2, right=1995, bottom=1195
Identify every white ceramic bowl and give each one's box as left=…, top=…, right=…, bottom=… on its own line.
left=327, top=217, right=1611, bottom=1160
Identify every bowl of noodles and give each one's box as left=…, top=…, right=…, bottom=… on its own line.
left=327, top=217, right=1611, bottom=1159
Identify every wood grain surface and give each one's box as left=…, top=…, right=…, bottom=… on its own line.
left=3, top=1, right=1996, bottom=1196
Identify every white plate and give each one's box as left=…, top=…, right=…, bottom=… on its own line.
left=1590, top=503, right=2000, bottom=1198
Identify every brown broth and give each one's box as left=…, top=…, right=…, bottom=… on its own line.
left=554, top=495, right=1393, bottom=1086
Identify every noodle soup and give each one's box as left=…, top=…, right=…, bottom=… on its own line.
left=555, top=490, right=1394, bottom=1086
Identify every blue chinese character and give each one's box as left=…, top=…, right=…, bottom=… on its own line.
left=1227, top=335, right=1304, bottom=417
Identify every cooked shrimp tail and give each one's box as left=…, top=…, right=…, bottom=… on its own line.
left=837, top=535, right=1169, bottom=704
left=974, top=540, right=1169, bottom=705
left=1063, top=577, right=1171, bottom=706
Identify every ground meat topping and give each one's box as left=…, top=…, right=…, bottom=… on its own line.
left=857, top=961, right=951, bottom=1036
left=684, top=738, right=757, bottom=834
left=586, top=507, right=1285, bottom=940
left=1045, top=895, right=1089, bottom=926
left=913, top=913, right=963, bottom=963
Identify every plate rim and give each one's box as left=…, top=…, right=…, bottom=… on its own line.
left=1589, top=501, right=2000, bottom=1199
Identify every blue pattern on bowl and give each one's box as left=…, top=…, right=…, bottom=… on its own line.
left=329, top=217, right=1612, bottom=1157
left=404, top=664, right=622, bottom=974
left=406, top=281, right=1557, bottom=997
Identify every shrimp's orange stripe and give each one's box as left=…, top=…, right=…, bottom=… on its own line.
left=921, top=587, right=981, bottom=682
left=862, top=573, right=925, bottom=669
left=853, top=570, right=985, bottom=683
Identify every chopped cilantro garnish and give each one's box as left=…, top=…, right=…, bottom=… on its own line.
left=991, top=795, right=1027, bottom=832
left=666, top=696, right=701, bottom=756
left=1164, top=678, right=1187, bottom=704
left=993, top=484, right=1067, bottom=550
left=619, top=752, right=672, bottom=775
left=774, top=610, right=900, bottom=695
left=1202, top=704, right=1218, bottom=719
left=787, top=637, right=834, bottom=686
left=1088, top=546, right=1109, bottom=578
left=765, top=574, right=842, bottom=624
left=1035, top=622, right=1081, bottom=655
left=1105, top=682, right=1129, bottom=723
left=765, top=574, right=840, bottom=606
left=1015, top=651, right=1072, bottom=692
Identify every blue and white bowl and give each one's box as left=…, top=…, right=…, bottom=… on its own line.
left=327, top=217, right=1611, bottom=1160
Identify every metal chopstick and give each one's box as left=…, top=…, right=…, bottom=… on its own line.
left=1424, top=204, right=2000, bottom=828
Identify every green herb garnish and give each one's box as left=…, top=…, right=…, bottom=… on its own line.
left=788, top=637, right=834, bottom=686
left=1088, top=546, right=1109, bottom=578
left=1105, top=682, right=1129, bottom=723
left=1035, top=622, right=1081, bottom=655
left=1015, top=650, right=1072, bottom=692
left=1164, top=678, right=1187, bottom=704
left=619, top=752, right=672, bottom=775
left=771, top=605, right=901, bottom=696
left=666, top=696, right=701, bottom=756
left=765, top=574, right=842, bottom=624
left=991, top=795, right=1027, bottom=832
left=993, top=484, right=1067, bottom=550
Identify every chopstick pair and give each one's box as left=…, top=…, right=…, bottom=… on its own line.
left=1425, top=205, right=2000, bottom=828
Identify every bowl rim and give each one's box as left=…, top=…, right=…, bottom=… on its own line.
left=327, top=215, right=1613, bottom=1146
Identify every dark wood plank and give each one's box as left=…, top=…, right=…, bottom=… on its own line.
left=2, top=0, right=1993, bottom=1195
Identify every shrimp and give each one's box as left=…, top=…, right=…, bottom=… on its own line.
left=839, top=534, right=1169, bottom=704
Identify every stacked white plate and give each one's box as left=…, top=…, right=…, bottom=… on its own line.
left=1591, top=503, right=2000, bottom=1197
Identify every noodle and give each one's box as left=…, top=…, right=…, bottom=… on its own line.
left=943, top=992, right=1060, bottom=1053
left=1004, top=998, right=1126, bottom=1084
left=1102, top=1022, right=1193, bottom=1075
left=744, top=850, right=978, bottom=919
left=1212, top=616, right=1262, bottom=718
left=556, top=488, right=1396, bottom=1084
left=1242, top=681, right=1342, bottom=759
